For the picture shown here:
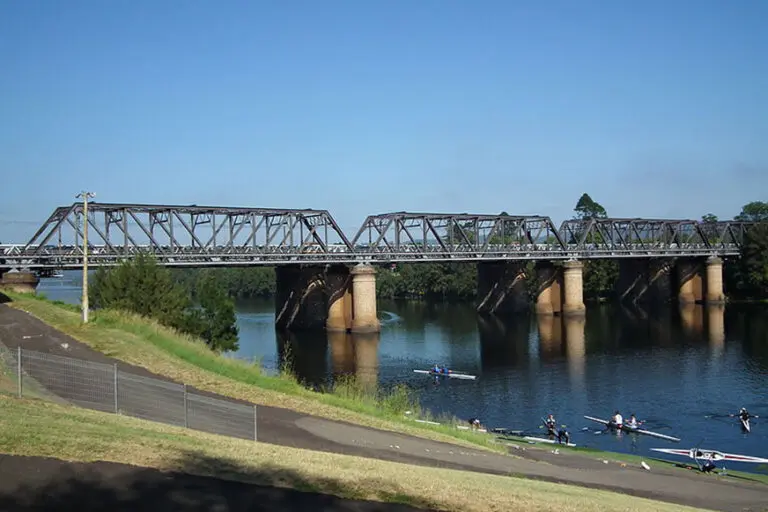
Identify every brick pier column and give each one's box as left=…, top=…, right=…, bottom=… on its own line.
left=705, top=256, right=725, bottom=304
left=535, top=261, right=562, bottom=315
left=562, top=260, right=585, bottom=316
left=326, top=265, right=352, bottom=332
left=350, top=264, right=380, bottom=333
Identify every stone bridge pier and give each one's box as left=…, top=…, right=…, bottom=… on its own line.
left=534, top=260, right=585, bottom=316
left=0, top=271, right=40, bottom=294
left=275, top=263, right=380, bottom=333
left=677, top=256, right=725, bottom=305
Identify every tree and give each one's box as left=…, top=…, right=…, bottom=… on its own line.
left=90, top=254, right=241, bottom=352
left=90, top=253, right=190, bottom=329
left=186, top=271, right=239, bottom=352
left=735, top=201, right=768, bottom=222
left=574, top=193, right=608, bottom=220
left=700, top=213, right=719, bottom=243
left=727, top=201, right=768, bottom=299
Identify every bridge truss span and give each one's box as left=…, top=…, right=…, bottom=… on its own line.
left=557, top=218, right=750, bottom=256
left=350, top=212, right=566, bottom=260
left=10, top=203, right=356, bottom=267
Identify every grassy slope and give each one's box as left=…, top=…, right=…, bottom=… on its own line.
left=4, top=293, right=500, bottom=453
left=0, top=395, right=703, bottom=512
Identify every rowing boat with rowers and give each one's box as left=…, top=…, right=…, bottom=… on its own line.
left=584, top=415, right=681, bottom=442
left=413, top=369, right=477, bottom=380
left=651, top=448, right=768, bottom=464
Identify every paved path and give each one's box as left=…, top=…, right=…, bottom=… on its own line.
left=1, top=304, right=767, bottom=512
left=0, top=454, right=434, bottom=512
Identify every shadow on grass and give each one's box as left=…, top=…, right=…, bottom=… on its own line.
left=0, top=451, right=443, bottom=512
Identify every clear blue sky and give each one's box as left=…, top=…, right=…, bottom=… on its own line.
left=1, top=0, right=766, bottom=242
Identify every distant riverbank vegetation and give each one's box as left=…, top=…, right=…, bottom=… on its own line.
left=167, top=196, right=768, bottom=304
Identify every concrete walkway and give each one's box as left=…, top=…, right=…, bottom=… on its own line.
left=1, top=304, right=767, bottom=512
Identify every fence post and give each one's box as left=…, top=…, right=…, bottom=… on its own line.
left=17, top=346, right=22, bottom=398
left=183, top=384, right=188, bottom=428
left=113, top=364, right=119, bottom=414
left=253, top=405, right=258, bottom=442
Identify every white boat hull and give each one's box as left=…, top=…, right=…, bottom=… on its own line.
left=413, top=369, right=477, bottom=380
left=651, top=448, right=768, bottom=464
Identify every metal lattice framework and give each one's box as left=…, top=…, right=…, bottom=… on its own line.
left=0, top=204, right=763, bottom=270
left=1, top=203, right=355, bottom=268
left=557, top=218, right=753, bottom=254
left=349, top=212, right=566, bottom=260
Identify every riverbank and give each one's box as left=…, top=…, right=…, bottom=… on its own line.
left=1, top=291, right=501, bottom=453
left=0, top=395, right=713, bottom=512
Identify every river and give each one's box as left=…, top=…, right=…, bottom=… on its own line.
left=37, top=271, right=768, bottom=473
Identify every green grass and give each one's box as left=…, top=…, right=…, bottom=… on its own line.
left=3, top=291, right=503, bottom=453
left=0, top=395, right=706, bottom=512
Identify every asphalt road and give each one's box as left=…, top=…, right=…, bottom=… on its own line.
left=1, top=304, right=767, bottom=512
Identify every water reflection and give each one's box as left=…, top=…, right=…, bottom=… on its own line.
left=563, top=316, right=585, bottom=387
left=707, top=305, right=726, bottom=356
left=477, top=315, right=530, bottom=368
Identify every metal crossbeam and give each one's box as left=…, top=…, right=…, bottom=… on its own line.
left=0, top=205, right=764, bottom=270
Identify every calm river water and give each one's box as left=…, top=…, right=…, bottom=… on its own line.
left=38, top=271, right=768, bottom=473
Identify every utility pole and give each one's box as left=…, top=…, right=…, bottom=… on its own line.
left=76, top=191, right=95, bottom=323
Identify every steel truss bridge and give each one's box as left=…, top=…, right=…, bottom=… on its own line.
left=0, top=203, right=761, bottom=270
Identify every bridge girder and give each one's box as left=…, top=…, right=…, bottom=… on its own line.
left=0, top=205, right=763, bottom=270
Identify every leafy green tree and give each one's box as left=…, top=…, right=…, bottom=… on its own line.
left=727, top=201, right=768, bottom=299
left=90, top=255, right=240, bottom=351
left=574, top=193, right=607, bottom=219
left=90, top=253, right=189, bottom=329
left=186, top=271, right=239, bottom=352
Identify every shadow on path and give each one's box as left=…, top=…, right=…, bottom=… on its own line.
left=0, top=453, right=441, bottom=512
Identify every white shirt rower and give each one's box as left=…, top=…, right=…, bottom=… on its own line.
left=612, top=411, right=623, bottom=426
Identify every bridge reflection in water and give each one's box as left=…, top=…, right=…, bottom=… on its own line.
left=276, top=302, right=729, bottom=391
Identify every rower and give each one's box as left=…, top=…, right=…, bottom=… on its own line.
left=626, top=414, right=640, bottom=429
left=468, top=417, right=481, bottom=430
left=544, top=414, right=557, bottom=435
left=432, top=363, right=440, bottom=374
left=441, top=365, right=451, bottom=375
left=738, top=407, right=752, bottom=422
left=611, top=410, right=623, bottom=427
left=557, top=425, right=571, bottom=445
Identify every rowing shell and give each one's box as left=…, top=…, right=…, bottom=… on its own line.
left=497, top=433, right=577, bottom=448
left=651, top=448, right=768, bottom=464
left=413, top=370, right=477, bottom=380
left=584, top=415, right=681, bottom=443
left=741, top=416, right=751, bottom=433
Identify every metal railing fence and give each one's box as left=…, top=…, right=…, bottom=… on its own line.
left=0, top=344, right=257, bottom=442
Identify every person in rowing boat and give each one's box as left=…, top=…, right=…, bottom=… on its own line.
left=625, top=414, right=640, bottom=430
left=468, top=417, right=482, bottom=430
left=610, top=410, right=623, bottom=428
left=544, top=414, right=557, bottom=436
left=432, top=363, right=441, bottom=374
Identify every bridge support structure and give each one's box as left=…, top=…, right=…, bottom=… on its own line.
left=0, top=271, right=40, bottom=294
left=676, top=256, right=725, bottom=305
left=616, top=259, right=674, bottom=306
left=476, top=262, right=528, bottom=314
left=534, top=260, right=584, bottom=316
left=562, top=260, right=586, bottom=316
left=534, top=261, right=562, bottom=315
left=276, top=263, right=380, bottom=333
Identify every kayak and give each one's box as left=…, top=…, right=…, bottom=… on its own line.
left=413, top=369, right=477, bottom=380
left=584, top=415, right=680, bottom=443
left=651, top=448, right=768, bottom=464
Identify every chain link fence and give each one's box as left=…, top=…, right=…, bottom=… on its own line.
left=0, top=344, right=257, bottom=442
